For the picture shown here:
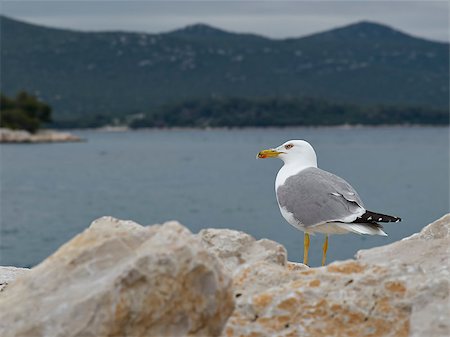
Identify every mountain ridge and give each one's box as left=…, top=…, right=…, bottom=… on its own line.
left=301, top=20, right=438, bottom=43
left=2, top=15, right=444, bottom=43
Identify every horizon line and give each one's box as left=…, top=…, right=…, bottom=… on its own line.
left=1, top=14, right=447, bottom=44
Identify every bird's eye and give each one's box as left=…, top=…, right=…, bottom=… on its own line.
left=285, top=144, right=294, bottom=150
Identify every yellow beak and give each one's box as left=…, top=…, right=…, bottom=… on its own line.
left=257, top=148, right=284, bottom=159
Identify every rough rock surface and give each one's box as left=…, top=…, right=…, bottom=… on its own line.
left=218, top=213, right=450, bottom=337
left=0, top=128, right=82, bottom=143
left=1, top=214, right=448, bottom=337
left=357, top=214, right=450, bottom=337
left=0, top=217, right=234, bottom=337
left=197, top=229, right=308, bottom=301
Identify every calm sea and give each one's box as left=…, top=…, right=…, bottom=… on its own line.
left=1, top=127, right=449, bottom=267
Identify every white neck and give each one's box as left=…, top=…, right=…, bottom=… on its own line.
left=275, top=158, right=317, bottom=188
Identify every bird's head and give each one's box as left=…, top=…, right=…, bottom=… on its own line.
left=257, top=140, right=317, bottom=166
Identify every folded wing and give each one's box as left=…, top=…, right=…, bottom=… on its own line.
left=276, top=167, right=366, bottom=228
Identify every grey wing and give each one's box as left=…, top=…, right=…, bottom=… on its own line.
left=276, top=167, right=365, bottom=227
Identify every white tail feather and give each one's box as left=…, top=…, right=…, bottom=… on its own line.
left=337, top=223, right=387, bottom=236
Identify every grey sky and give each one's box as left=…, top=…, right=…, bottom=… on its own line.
left=1, top=1, right=448, bottom=42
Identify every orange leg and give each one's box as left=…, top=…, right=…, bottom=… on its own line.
left=303, top=232, right=310, bottom=266
left=322, top=235, right=329, bottom=266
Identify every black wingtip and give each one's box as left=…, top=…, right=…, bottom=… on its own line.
left=354, top=211, right=401, bottom=224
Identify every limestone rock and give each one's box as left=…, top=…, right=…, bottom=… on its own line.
left=197, top=228, right=288, bottom=271
left=218, top=214, right=450, bottom=337
left=198, top=229, right=308, bottom=298
left=1, top=214, right=448, bottom=337
left=0, top=267, right=29, bottom=292
left=357, top=213, right=450, bottom=337
left=0, top=216, right=234, bottom=337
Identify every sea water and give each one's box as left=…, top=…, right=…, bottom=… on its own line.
left=1, top=126, right=448, bottom=267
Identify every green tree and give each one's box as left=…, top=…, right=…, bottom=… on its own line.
left=0, top=91, right=52, bottom=133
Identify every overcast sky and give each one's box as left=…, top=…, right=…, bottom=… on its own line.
left=1, top=1, right=448, bottom=42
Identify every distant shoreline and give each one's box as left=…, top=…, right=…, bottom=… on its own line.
left=66, top=124, right=450, bottom=132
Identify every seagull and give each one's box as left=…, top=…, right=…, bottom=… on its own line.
left=257, top=140, right=401, bottom=266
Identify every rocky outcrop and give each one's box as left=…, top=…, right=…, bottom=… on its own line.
left=356, top=214, right=450, bottom=337
left=198, top=228, right=308, bottom=297
left=1, top=214, right=448, bottom=337
left=0, top=128, right=82, bottom=143
left=0, top=217, right=234, bottom=337
left=220, top=213, right=450, bottom=337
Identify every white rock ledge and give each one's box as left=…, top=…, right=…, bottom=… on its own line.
left=0, top=128, right=82, bottom=143
left=0, top=267, right=29, bottom=293
left=0, top=214, right=448, bottom=337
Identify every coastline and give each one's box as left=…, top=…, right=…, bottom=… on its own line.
left=64, top=124, right=449, bottom=133
left=0, top=128, right=84, bottom=144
